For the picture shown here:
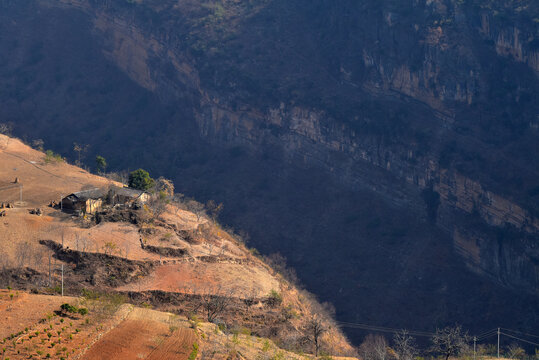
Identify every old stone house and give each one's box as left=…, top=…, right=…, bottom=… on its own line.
left=107, top=186, right=150, bottom=206
left=61, top=187, right=150, bottom=214
left=61, top=188, right=106, bottom=214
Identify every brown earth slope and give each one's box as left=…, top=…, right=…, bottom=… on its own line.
left=0, top=135, right=358, bottom=357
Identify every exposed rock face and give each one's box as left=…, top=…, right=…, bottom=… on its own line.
left=1, top=0, right=538, bottom=340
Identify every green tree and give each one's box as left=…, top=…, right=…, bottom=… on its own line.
left=95, top=155, right=107, bottom=174
left=128, top=169, right=155, bottom=191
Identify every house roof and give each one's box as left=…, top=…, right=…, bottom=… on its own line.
left=111, top=186, right=148, bottom=199
left=67, top=188, right=106, bottom=201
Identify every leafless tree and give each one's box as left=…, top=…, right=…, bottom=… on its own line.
left=105, top=171, right=129, bottom=184
left=0, top=252, right=13, bottom=270
left=205, top=242, right=215, bottom=256
left=186, top=200, right=206, bottom=222
left=430, top=325, right=469, bottom=360
left=205, top=200, right=223, bottom=220
left=198, top=285, right=235, bottom=322
left=15, top=241, right=31, bottom=268
left=0, top=122, right=13, bottom=136
left=155, top=177, right=175, bottom=197
left=148, top=194, right=168, bottom=220
left=394, top=330, right=418, bottom=360
left=32, top=139, right=44, bottom=151
left=307, top=315, right=327, bottom=357
left=32, top=246, right=47, bottom=272
left=507, top=343, right=526, bottom=360
left=73, top=143, right=89, bottom=166
left=360, top=334, right=389, bottom=360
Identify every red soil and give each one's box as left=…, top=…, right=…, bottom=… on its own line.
left=81, top=319, right=194, bottom=360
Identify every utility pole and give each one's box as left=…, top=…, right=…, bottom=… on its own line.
left=473, top=336, right=477, bottom=360
left=61, top=264, right=64, bottom=297
left=48, top=253, right=51, bottom=286
left=497, top=327, right=500, bottom=358
left=19, top=185, right=22, bottom=202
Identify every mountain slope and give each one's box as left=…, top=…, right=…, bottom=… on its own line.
left=0, top=134, right=357, bottom=356
left=0, top=0, right=538, bottom=344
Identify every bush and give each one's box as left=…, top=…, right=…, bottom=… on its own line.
left=77, top=308, right=88, bottom=316
left=60, top=304, right=78, bottom=314
left=267, top=290, right=283, bottom=307
left=44, top=150, right=64, bottom=163
left=188, top=343, right=199, bottom=360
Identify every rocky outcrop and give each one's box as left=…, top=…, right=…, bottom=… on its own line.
left=480, top=13, right=539, bottom=74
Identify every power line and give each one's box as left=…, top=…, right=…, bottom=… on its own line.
left=500, top=332, right=539, bottom=347
left=501, top=328, right=539, bottom=340
left=476, top=329, right=498, bottom=339
left=476, top=330, right=498, bottom=341
left=335, top=321, right=435, bottom=337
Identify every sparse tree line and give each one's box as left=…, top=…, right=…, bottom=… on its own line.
left=357, top=325, right=536, bottom=360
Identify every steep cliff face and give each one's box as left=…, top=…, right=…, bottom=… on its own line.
left=1, top=0, right=538, bottom=340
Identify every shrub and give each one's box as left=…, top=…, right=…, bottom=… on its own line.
left=44, top=150, right=64, bottom=163
left=188, top=343, right=199, bottom=360
left=60, top=304, right=78, bottom=314
left=267, top=290, right=283, bottom=307
left=77, top=308, right=88, bottom=316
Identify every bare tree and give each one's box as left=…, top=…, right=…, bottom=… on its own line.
left=32, top=139, right=44, bottom=151
left=155, top=177, right=175, bottom=197
left=307, top=316, right=327, bottom=357
left=394, top=330, right=418, bottom=360
left=198, top=285, right=234, bottom=322
left=0, top=122, right=13, bottom=136
left=73, top=143, right=89, bottom=166
left=15, top=241, right=31, bottom=268
left=507, top=343, right=526, bottom=360
left=430, top=325, right=469, bottom=360
left=205, top=200, right=223, bottom=220
left=148, top=194, right=168, bottom=220
left=32, top=246, right=47, bottom=272
left=186, top=200, right=206, bottom=222
left=360, top=334, right=388, bottom=360
left=0, top=252, right=13, bottom=270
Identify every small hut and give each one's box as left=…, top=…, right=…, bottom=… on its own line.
left=108, top=186, right=150, bottom=206
left=61, top=188, right=106, bottom=214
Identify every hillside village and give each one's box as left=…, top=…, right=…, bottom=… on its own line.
left=0, top=134, right=360, bottom=359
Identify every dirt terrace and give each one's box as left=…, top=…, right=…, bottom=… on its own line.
left=117, top=262, right=280, bottom=298
left=81, top=307, right=195, bottom=360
